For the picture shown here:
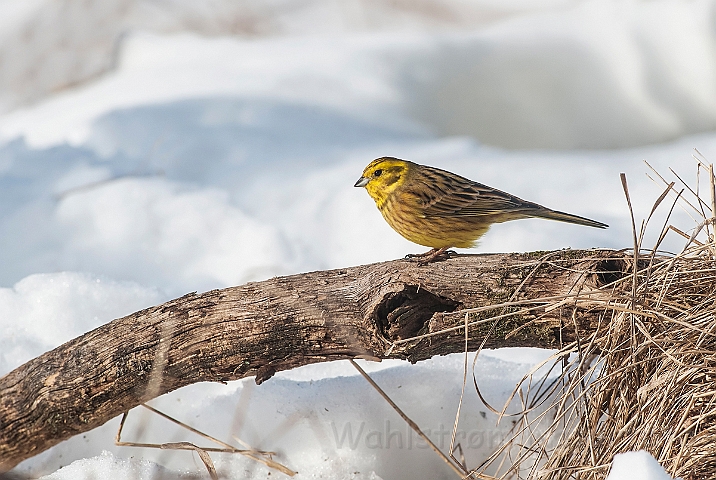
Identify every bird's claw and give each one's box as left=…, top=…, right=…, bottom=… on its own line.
left=405, top=247, right=456, bottom=265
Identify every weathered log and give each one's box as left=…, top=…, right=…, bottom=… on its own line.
left=0, top=249, right=629, bottom=471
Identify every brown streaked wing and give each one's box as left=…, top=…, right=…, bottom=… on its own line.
left=410, top=165, right=539, bottom=218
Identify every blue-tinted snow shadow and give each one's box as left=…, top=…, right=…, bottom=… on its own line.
left=0, top=97, right=428, bottom=287
left=86, top=96, right=429, bottom=187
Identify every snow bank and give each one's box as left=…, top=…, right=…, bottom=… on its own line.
left=37, top=447, right=680, bottom=480
left=18, top=353, right=555, bottom=479
left=56, top=177, right=289, bottom=291
left=406, top=0, right=716, bottom=148
left=0, top=0, right=579, bottom=113
left=38, top=451, right=197, bottom=480
left=6, top=1, right=716, bottom=149
left=0, top=272, right=161, bottom=374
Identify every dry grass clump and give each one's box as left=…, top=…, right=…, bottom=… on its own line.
left=540, top=243, right=716, bottom=479
left=472, top=157, right=716, bottom=479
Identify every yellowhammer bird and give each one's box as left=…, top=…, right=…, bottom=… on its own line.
left=355, top=157, right=608, bottom=262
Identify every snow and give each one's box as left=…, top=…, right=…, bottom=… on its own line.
left=0, top=272, right=161, bottom=375
left=28, top=354, right=548, bottom=480
left=607, top=451, right=678, bottom=480
left=0, top=0, right=580, bottom=113
left=0, top=0, right=702, bottom=477
left=38, top=451, right=194, bottom=480
left=6, top=1, right=716, bottom=150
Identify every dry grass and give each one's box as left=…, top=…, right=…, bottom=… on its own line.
left=463, top=155, right=716, bottom=479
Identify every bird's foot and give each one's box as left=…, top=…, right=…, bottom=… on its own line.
left=405, top=247, right=456, bottom=265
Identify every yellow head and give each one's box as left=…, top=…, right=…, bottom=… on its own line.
left=354, top=157, right=412, bottom=207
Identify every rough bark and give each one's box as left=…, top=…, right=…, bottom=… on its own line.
left=0, top=249, right=629, bottom=471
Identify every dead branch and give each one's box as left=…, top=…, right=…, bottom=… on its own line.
left=0, top=249, right=630, bottom=471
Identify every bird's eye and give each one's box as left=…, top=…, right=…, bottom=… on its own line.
left=374, top=169, right=383, bottom=177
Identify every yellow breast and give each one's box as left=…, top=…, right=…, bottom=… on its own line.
left=378, top=193, right=490, bottom=249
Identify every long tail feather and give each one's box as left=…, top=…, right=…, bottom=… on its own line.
left=532, top=209, right=608, bottom=229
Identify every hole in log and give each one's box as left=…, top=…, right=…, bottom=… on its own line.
left=594, top=258, right=629, bottom=286
left=375, top=286, right=459, bottom=341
